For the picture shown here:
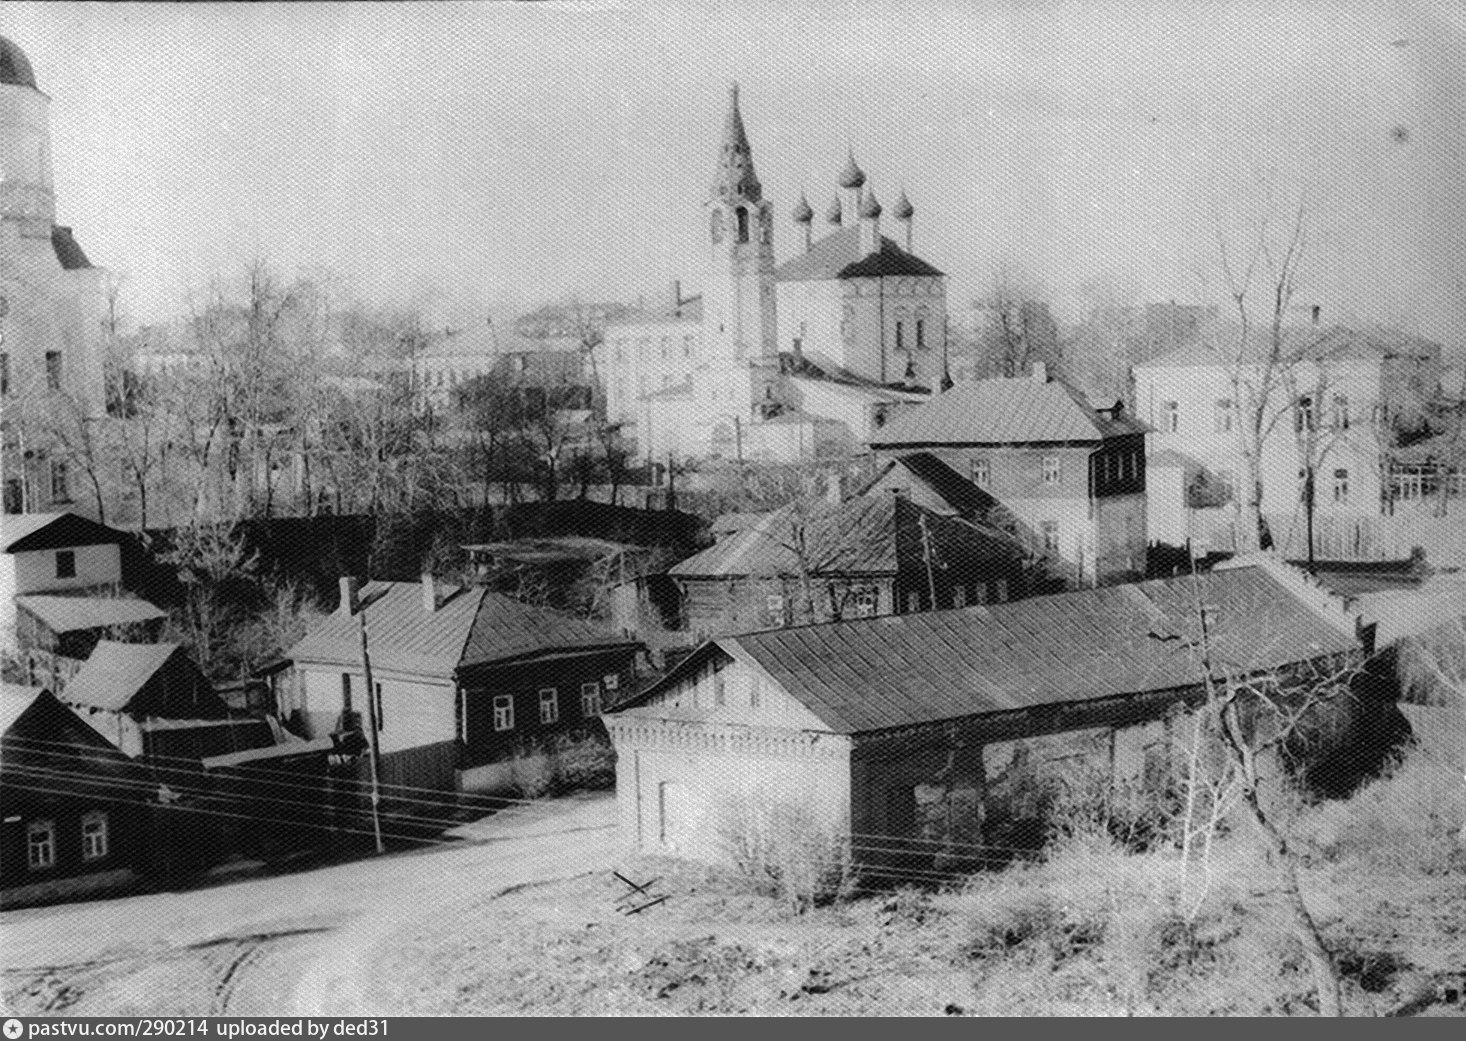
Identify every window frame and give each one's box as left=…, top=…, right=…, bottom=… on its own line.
left=1332, top=468, right=1349, bottom=505
left=55, top=549, right=76, bottom=579
left=538, top=687, right=559, bottom=725
left=1041, top=520, right=1061, bottom=552
left=81, top=810, right=109, bottom=861
left=970, top=457, right=990, bottom=489
left=45, top=350, right=62, bottom=392
left=493, top=694, right=515, bottom=731
left=1041, top=455, right=1061, bottom=485
left=28, top=819, right=55, bottom=870
left=1163, top=400, right=1179, bottom=433
left=1214, top=398, right=1234, bottom=434
left=580, top=681, right=601, bottom=717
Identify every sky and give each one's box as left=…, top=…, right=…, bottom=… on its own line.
left=7, top=1, right=1466, bottom=344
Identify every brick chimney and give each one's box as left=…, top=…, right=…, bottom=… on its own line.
left=338, top=576, right=360, bottom=617
left=421, top=571, right=437, bottom=613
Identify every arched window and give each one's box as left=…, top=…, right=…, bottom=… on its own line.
left=736, top=207, right=750, bottom=243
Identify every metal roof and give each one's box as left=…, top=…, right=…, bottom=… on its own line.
left=775, top=226, right=943, bottom=283
left=1135, top=324, right=1440, bottom=371
left=628, top=565, right=1358, bottom=735
left=860, top=453, right=1001, bottom=517
left=61, top=642, right=213, bottom=715
left=287, top=581, right=635, bottom=677
left=669, top=494, right=1022, bottom=580
left=869, top=376, right=1149, bottom=447
left=16, top=595, right=167, bottom=634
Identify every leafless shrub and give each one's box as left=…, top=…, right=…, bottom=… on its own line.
left=716, top=798, right=855, bottom=913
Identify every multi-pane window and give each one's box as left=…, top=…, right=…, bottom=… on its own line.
left=602, top=672, right=620, bottom=694
left=28, top=819, right=55, bottom=870
left=1042, top=455, right=1061, bottom=485
left=55, top=550, right=76, bottom=579
left=45, top=351, right=62, bottom=392
left=493, top=695, right=514, bottom=731
left=81, top=811, right=108, bottom=861
left=1332, top=395, right=1350, bottom=430
left=766, top=593, right=787, bottom=627
left=1163, top=400, right=1179, bottom=432
left=970, top=458, right=990, bottom=489
left=1333, top=468, right=1349, bottom=504
left=1214, top=399, right=1234, bottom=433
left=539, top=688, right=559, bottom=725
left=580, top=682, right=601, bottom=717
left=952, top=584, right=967, bottom=608
left=1041, top=520, right=1060, bottom=552
left=713, top=669, right=726, bottom=707
left=854, top=592, right=878, bottom=618
left=993, top=579, right=1009, bottom=603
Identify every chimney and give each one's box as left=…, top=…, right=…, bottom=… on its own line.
left=1031, top=360, right=1048, bottom=383
left=1311, top=304, right=1321, bottom=327
left=669, top=279, right=682, bottom=316
left=338, top=576, right=360, bottom=617
left=421, top=571, right=438, bottom=613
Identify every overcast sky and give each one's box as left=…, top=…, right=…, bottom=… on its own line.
left=9, top=1, right=1466, bottom=345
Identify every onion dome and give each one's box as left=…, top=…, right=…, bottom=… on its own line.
left=0, top=37, right=38, bottom=89
left=892, top=189, right=914, bottom=220
left=858, top=188, right=882, bottom=219
left=825, top=195, right=843, bottom=225
left=837, top=150, right=866, bottom=190
left=792, top=193, right=813, bottom=224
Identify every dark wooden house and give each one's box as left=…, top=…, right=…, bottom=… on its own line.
left=669, top=494, right=1032, bottom=639
left=1, top=684, right=154, bottom=908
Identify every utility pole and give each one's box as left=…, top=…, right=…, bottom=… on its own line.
left=356, top=612, right=386, bottom=855
left=918, top=509, right=939, bottom=610
left=1304, top=464, right=1316, bottom=568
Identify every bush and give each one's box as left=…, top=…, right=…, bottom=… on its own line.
left=717, top=798, right=855, bottom=913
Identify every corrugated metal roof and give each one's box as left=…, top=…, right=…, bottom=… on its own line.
left=630, top=565, right=1358, bottom=735
left=287, top=581, right=634, bottom=676
left=16, top=595, right=167, bottom=634
left=669, top=495, right=1021, bottom=579
left=775, top=227, right=944, bottom=282
left=1136, top=324, right=1439, bottom=370
left=869, top=376, right=1149, bottom=447
left=861, top=453, right=1001, bottom=517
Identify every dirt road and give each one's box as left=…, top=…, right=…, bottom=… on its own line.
left=0, top=793, right=618, bottom=1017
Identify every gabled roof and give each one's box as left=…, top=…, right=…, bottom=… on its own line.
left=775, top=226, right=943, bottom=283
left=669, top=495, right=1021, bottom=580
left=1, top=511, right=128, bottom=553
left=860, top=453, right=1000, bottom=517
left=1, top=687, right=150, bottom=799
left=15, top=595, right=167, bottom=634
left=287, top=581, right=635, bottom=677
left=0, top=684, right=47, bottom=736
left=869, top=376, right=1149, bottom=447
left=61, top=641, right=224, bottom=718
left=626, top=564, right=1358, bottom=735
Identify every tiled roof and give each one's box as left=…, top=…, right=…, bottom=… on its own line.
left=634, top=565, right=1358, bottom=735
left=2, top=511, right=127, bottom=553
left=670, top=495, right=1020, bottom=580
left=775, top=227, right=943, bottom=282
left=287, top=582, right=633, bottom=677
left=15, top=595, right=167, bottom=634
left=62, top=642, right=194, bottom=714
left=869, top=376, right=1149, bottom=447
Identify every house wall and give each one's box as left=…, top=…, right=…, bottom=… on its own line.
left=295, top=662, right=455, bottom=755
left=0, top=800, right=143, bottom=909
left=457, top=648, right=638, bottom=773
left=678, top=574, right=896, bottom=639
left=1133, top=356, right=1390, bottom=542
left=602, top=318, right=700, bottom=428
left=10, top=543, right=121, bottom=595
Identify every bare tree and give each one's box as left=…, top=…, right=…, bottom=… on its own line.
left=1205, top=202, right=1319, bottom=552
left=969, top=266, right=1061, bottom=380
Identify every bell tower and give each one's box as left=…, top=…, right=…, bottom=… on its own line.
left=702, top=83, right=776, bottom=365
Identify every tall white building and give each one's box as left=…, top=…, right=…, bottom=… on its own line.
left=1, top=37, right=110, bottom=515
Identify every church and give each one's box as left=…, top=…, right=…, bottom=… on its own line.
left=0, top=37, right=111, bottom=516
left=600, top=85, right=950, bottom=469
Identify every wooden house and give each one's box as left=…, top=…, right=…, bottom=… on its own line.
left=669, top=494, right=1031, bottom=639
left=1, top=684, right=154, bottom=908
left=868, top=364, right=1151, bottom=587
left=283, top=575, right=645, bottom=795
left=605, top=562, right=1393, bottom=875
